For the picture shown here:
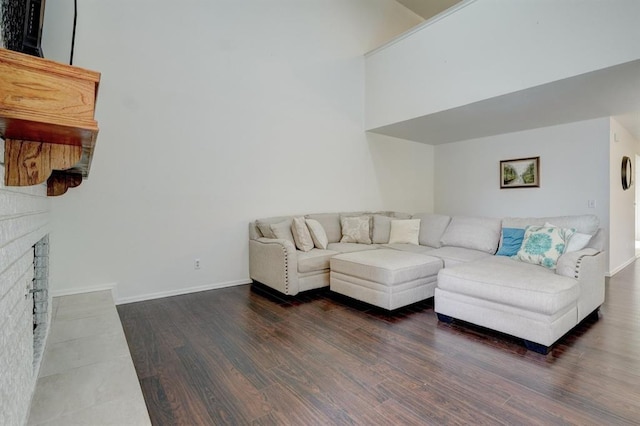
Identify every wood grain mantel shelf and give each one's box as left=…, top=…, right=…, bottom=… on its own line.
left=0, top=48, right=100, bottom=195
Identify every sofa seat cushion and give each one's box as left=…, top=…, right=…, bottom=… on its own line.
left=327, top=242, right=379, bottom=253
left=297, top=249, right=340, bottom=273
left=426, top=247, right=491, bottom=267
left=331, top=249, right=442, bottom=286
left=382, top=243, right=434, bottom=254
left=437, top=256, right=579, bottom=316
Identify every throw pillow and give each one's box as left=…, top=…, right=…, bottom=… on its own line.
left=256, top=221, right=277, bottom=239
left=567, top=233, right=593, bottom=252
left=496, top=228, right=525, bottom=256
left=291, top=216, right=314, bottom=252
left=388, top=219, right=420, bottom=245
left=515, top=225, right=575, bottom=269
left=269, top=220, right=295, bottom=245
left=340, top=216, right=371, bottom=244
left=305, top=219, right=328, bottom=250
left=544, top=222, right=592, bottom=253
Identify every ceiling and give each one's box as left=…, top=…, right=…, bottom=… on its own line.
left=384, top=0, right=640, bottom=143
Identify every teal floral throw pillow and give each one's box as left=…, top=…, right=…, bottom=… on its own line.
left=515, top=225, right=575, bottom=269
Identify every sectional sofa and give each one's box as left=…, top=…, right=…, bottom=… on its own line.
left=248, top=211, right=605, bottom=353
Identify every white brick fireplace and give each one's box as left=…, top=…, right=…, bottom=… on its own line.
left=0, top=142, right=51, bottom=425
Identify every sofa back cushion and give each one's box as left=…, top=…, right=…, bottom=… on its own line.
left=412, top=213, right=451, bottom=248
left=440, top=216, right=502, bottom=254
left=305, top=213, right=342, bottom=243
left=502, top=215, right=599, bottom=235
left=372, top=215, right=392, bottom=243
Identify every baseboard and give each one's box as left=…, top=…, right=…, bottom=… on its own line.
left=114, top=279, right=252, bottom=305
left=51, top=283, right=118, bottom=298
left=606, top=256, right=637, bottom=277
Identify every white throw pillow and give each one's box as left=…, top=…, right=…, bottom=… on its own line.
left=340, top=216, right=371, bottom=244
left=388, top=219, right=420, bottom=245
left=291, top=216, right=314, bottom=252
left=545, top=222, right=592, bottom=252
left=305, top=219, right=328, bottom=250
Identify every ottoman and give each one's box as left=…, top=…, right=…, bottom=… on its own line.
left=330, top=249, right=443, bottom=310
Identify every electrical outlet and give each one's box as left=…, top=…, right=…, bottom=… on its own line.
left=587, top=200, right=596, bottom=209
left=194, top=258, right=201, bottom=269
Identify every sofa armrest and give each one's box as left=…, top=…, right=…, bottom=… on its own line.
left=249, top=238, right=300, bottom=295
left=556, top=248, right=606, bottom=321
left=556, top=248, right=600, bottom=278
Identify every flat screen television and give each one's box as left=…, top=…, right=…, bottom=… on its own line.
left=1, top=0, right=46, bottom=57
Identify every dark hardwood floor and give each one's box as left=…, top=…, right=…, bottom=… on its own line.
left=118, top=262, right=640, bottom=425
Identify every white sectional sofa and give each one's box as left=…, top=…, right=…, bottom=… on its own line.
left=248, top=211, right=605, bottom=353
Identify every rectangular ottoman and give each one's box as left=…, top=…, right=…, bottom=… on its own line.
left=330, top=249, right=443, bottom=310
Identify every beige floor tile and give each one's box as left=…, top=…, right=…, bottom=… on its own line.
left=58, top=290, right=114, bottom=309
left=30, top=396, right=151, bottom=426
left=38, top=330, right=131, bottom=378
left=55, top=291, right=117, bottom=321
left=48, top=310, right=123, bottom=344
left=28, top=355, right=145, bottom=425
left=29, top=290, right=150, bottom=426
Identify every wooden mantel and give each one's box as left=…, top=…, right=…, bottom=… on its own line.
left=0, top=48, right=100, bottom=195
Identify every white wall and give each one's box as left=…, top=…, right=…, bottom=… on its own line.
left=366, top=0, right=640, bottom=130
left=609, top=118, right=640, bottom=275
left=434, top=118, right=611, bottom=267
left=367, top=133, right=434, bottom=213
left=41, top=1, right=426, bottom=302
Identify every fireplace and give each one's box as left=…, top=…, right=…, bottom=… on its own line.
left=31, top=234, right=49, bottom=370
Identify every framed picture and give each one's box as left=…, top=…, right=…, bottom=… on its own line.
left=500, top=157, right=540, bottom=189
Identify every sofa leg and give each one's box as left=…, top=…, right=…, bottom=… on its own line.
left=437, top=313, right=454, bottom=324
left=524, top=340, right=550, bottom=355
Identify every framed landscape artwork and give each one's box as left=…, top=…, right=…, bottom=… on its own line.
left=500, top=157, right=540, bottom=189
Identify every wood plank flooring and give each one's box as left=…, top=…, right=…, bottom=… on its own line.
left=118, top=262, right=640, bottom=425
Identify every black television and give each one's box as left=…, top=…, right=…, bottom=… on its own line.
left=1, top=0, right=46, bottom=57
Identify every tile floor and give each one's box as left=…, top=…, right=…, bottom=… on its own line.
left=27, top=291, right=151, bottom=426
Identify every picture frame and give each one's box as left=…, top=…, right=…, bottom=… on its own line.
left=500, top=157, right=540, bottom=189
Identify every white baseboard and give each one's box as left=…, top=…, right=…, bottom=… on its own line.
left=606, top=256, right=637, bottom=277
left=114, top=279, right=252, bottom=305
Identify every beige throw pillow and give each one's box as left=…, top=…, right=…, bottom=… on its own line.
left=291, top=217, right=314, bottom=252
left=256, top=222, right=277, bottom=239
left=305, top=219, right=328, bottom=249
left=389, top=219, right=420, bottom=245
left=269, top=220, right=295, bottom=245
left=340, top=216, right=371, bottom=244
